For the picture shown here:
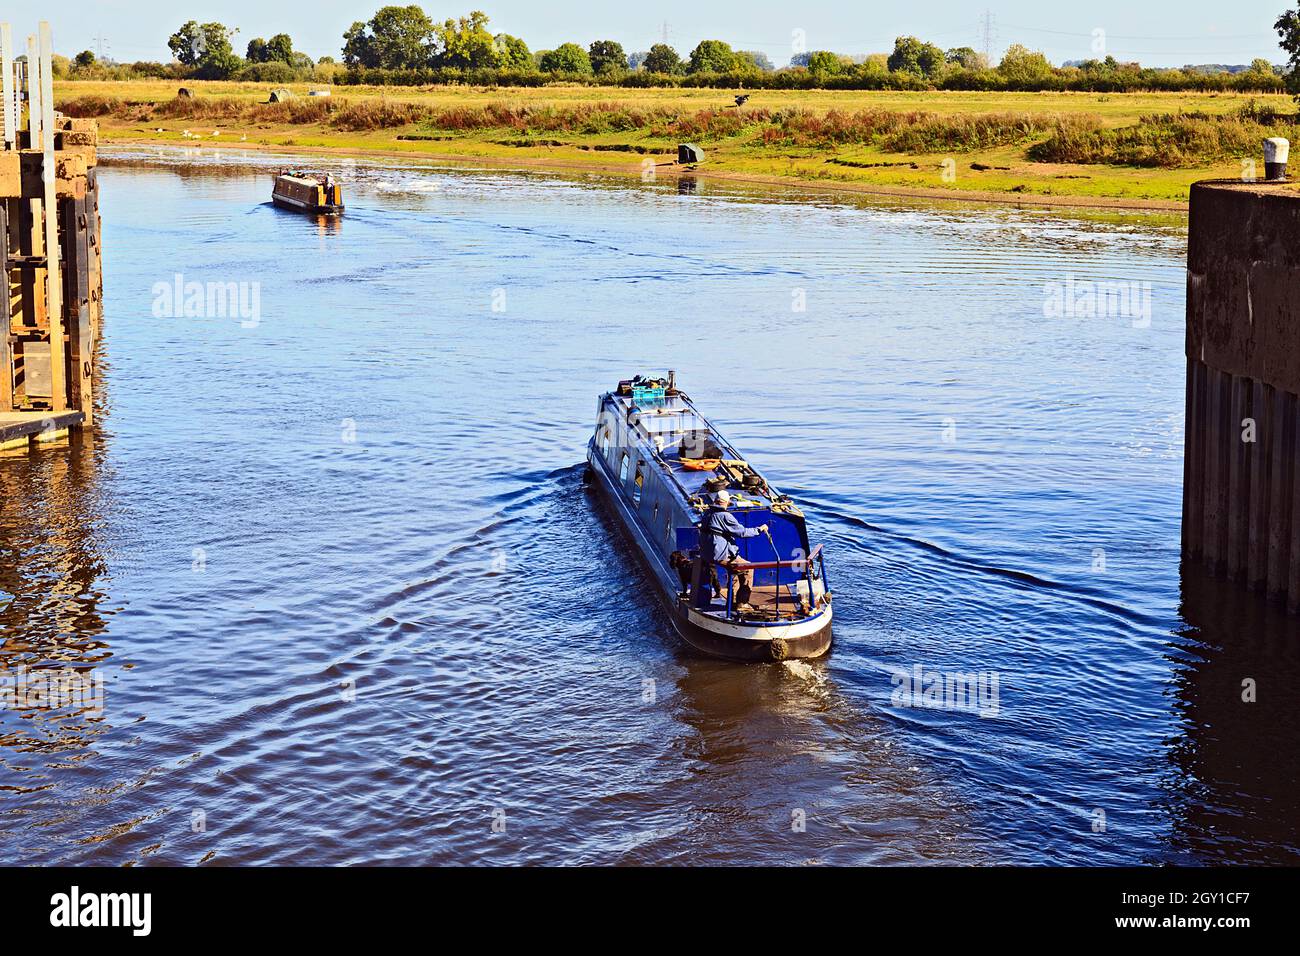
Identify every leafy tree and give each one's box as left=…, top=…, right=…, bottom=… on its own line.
left=539, top=43, right=591, bottom=73
left=642, top=43, right=683, bottom=74
left=627, top=50, right=648, bottom=70
left=314, top=59, right=342, bottom=81
left=688, top=39, right=737, bottom=73
left=588, top=39, right=627, bottom=74
left=736, top=50, right=773, bottom=71
left=240, top=61, right=295, bottom=82
left=341, top=5, right=436, bottom=69
left=1075, top=55, right=1119, bottom=74
left=434, top=11, right=498, bottom=68
left=246, top=38, right=270, bottom=62
left=342, top=22, right=372, bottom=66
left=266, top=33, right=295, bottom=65
left=199, top=47, right=242, bottom=79
left=1249, top=57, right=1277, bottom=75
left=806, top=50, right=844, bottom=76
left=74, top=50, right=96, bottom=69
left=887, top=36, right=945, bottom=78
left=168, top=21, right=202, bottom=65
left=169, top=21, right=211, bottom=66
left=997, top=44, right=1053, bottom=84
left=494, top=33, right=533, bottom=70
left=1277, top=4, right=1300, bottom=93
left=945, top=46, right=986, bottom=70
left=169, top=21, right=241, bottom=77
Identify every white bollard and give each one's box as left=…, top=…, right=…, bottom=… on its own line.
left=1264, top=137, right=1290, bottom=181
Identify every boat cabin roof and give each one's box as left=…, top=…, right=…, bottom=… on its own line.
left=276, top=172, right=330, bottom=186
left=604, top=390, right=799, bottom=517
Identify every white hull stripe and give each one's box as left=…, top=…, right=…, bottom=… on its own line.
left=684, top=605, right=832, bottom=641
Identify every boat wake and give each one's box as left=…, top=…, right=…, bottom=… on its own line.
left=798, top=492, right=1161, bottom=630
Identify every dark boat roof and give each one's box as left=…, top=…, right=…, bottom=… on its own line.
left=275, top=172, right=332, bottom=186
left=603, top=389, right=802, bottom=520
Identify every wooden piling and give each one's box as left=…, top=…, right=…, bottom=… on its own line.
left=0, top=198, right=9, bottom=413
left=0, top=24, right=14, bottom=152
left=38, top=22, right=66, bottom=414
left=62, top=191, right=93, bottom=423
left=0, top=20, right=101, bottom=447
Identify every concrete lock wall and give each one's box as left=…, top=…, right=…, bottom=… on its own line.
left=1184, top=179, right=1300, bottom=611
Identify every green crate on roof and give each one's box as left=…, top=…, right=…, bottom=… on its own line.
left=632, top=384, right=665, bottom=405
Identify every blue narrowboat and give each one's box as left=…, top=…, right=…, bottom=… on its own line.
left=585, top=374, right=833, bottom=662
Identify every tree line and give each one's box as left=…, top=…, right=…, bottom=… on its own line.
left=52, top=5, right=1297, bottom=95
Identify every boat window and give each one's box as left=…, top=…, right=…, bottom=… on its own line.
left=619, top=453, right=629, bottom=484
left=603, top=415, right=621, bottom=463
left=598, top=427, right=611, bottom=455
left=632, top=460, right=645, bottom=504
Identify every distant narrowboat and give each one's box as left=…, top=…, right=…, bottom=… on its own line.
left=271, top=170, right=344, bottom=214
left=586, top=374, right=833, bottom=662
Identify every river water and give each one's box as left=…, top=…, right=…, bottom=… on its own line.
left=1, top=146, right=1297, bottom=865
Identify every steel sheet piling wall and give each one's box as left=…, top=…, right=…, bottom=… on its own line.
left=1185, top=179, right=1300, bottom=610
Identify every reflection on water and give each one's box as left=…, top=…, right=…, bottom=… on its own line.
left=302, top=211, right=343, bottom=237
left=0, top=144, right=1293, bottom=864
left=1163, top=565, right=1300, bottom=863
left=0, top=433, right=114, bottom=820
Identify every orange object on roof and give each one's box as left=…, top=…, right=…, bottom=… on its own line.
left=680, top=458, right=721, bottom=471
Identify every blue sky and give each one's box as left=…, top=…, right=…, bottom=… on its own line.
left=28, top=1, right=1291, bottom=67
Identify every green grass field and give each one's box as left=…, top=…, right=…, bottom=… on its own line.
left=56, top=78, right=1299, bottom=206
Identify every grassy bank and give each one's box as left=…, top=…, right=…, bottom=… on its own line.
left=55, top=78, right=1300, bottom=205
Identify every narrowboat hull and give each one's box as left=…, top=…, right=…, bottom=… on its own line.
left=271, top=173, right=345, bottom=215
left=271, top=193, right=344, bottom=215
left=586, top=436, right=833, bottom=662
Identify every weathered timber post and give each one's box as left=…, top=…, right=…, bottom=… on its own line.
left=0, top=199, right=9, bottom=412
left=1185, top=170, right=1300, bottom=611
left=38, top=22, right=66, bottom=412
left=0, top=19, right=101, bottom=450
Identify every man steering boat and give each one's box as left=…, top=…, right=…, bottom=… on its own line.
left=693, top=489, right=768, bottom=608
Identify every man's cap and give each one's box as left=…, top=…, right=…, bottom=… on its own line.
left=715, top=489, right=731, bottom=503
